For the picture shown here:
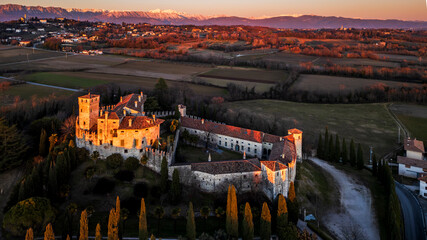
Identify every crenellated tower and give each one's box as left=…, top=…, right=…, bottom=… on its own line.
left=78, top=93, right=100, bottom=131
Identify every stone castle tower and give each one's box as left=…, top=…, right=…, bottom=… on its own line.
left=288, top=129, right=302, bottom=161
left=78, top=93, right=100, bottom=131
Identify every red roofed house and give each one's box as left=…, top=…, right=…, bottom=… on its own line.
left=76, top=92, right=164, bottom=159
left=419, top=174, right=427, bottom=199
left=397, top=138, right=426, bottom=178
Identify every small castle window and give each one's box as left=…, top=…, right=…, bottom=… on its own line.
left=80, top=109, right=82, bottom=112
left=124, top=149, right=128, bottom=153
left=100, top=129, right=102, bottom=134
left=248, top=147, right=251, bottom=152
left=242, top=146, right=244, bottom=151
left=120, top=140, right=124, bottom=146
left=101, top=121, right=104, bottom=123
left=219, top=140, right=222, bottom=145
left=225, top=142, right=227, bottom=147
left=113, top=122, right=116, bottom=124
left=83, top=121, right=86, bottom=125
left=135, top=131, right=139, bottom=133
left=121, top=131, right=124, bottom=133
left=254, top=149, right=257, bottom=154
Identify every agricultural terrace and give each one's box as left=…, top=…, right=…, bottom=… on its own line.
left=225, top=100, right=398, bottom=158
left=292, top=74, right=424, bottom=94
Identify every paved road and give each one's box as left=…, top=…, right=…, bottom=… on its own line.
left=0, top=76, right=80, bottom=92
left=395, top=182, right=426, bottom=240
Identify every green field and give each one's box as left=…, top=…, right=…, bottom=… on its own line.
left=196, top=77, right=274, bottom=93
left=0, top=84, right=73, bottom=102
left=225, top=100, right=398, bottom=157
left=23, top=72, right=107, bottom=89
left=0, top=47, right=65, bottom=64
left=395, top=114, right=427, bottom=143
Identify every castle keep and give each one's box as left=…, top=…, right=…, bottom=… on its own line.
left=76, top=93, right=302, bottom=199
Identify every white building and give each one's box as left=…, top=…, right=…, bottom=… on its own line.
left=397, top=138, right=426, bottom=178
left=419, top=175, right=427, bottom=199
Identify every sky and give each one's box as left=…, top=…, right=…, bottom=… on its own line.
left=2, top=0, right=427, bottom=21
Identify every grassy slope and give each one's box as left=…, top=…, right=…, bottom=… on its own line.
left=225, top=100, right=398, bottom=157
left=395, top=114, right=427, bottom=143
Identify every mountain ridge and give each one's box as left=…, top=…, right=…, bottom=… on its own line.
left=1, top=4, right=426, bottom=29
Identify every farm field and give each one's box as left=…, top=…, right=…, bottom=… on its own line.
left=112, top=60, right=212, bottom=75
left=292, top=74, right=424, bottom=94
left=225, top=99, right=398, bottom=157
left=390, top=104, right=427, bottom=143
left=19, top=71, right=227, bottom=97
left=199, top=67, right=288, bottom=84
left=196, top=76, right=273, bottom=93
left=23, top=72, right=107, bottom=89
left=0, top=83, right=73, bottom=104
left=0, top=47, right=65, bottom=64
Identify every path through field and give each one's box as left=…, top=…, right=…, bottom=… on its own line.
left=309, top=157, right=380, bottom=240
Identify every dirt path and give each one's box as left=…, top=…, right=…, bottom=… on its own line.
left=309, top=157, right=380, bottom=240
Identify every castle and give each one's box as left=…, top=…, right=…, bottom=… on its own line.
left=75, top=93, right=302, bottom=199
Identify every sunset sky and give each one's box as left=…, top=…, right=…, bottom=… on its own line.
left=3, top=0, right=427, bottom=21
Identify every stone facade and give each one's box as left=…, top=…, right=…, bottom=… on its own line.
left=75, top=93, right=301, bottom=200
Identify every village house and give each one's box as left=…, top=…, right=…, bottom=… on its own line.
left=397, top=138, right=426, bottom=178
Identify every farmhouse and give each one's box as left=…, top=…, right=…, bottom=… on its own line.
left=76, top=93, right=302, bottom=199
left=397, top=138, right=426, bottom=178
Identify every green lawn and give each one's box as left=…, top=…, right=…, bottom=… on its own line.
left=225, top=100, right=398, bottom=158
left=395, top=114, right=427, bottom=143
left=23, top=72, right=107, bottom=89
left=175, top=144, right=244, bottom=163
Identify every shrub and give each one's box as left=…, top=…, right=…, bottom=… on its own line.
left=124, top=157, right=140, bottom=171
left=3, top=197, right=55, bottom=236
left=114, top=170, right=135, bottom=182
left=133, top=182, right=148, bottom=198
left=106, top=153, right=123, bottom=169
left=92, top=178, right=115, bottom=195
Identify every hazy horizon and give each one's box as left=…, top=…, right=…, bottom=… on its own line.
left=2, top=0, right=427, bottom=21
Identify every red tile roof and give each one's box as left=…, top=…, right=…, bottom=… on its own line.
left=99, top=112, right=119, bottom=120
left=118, top=116, right=164, bottom=130
left=397, top=156, right=427, bottom=169
left=404, top=138, right=425, bottom=153
left=113, top=93, right=146, bottom=116
left=288, top=128, right=303, bottom=134
left=182, top=117, right=286, bottom=144
left=268, top=141, right=296, bottom=164
left=191, top=159, right=261, bottom=175
left=261, top=161, right=288, bottom=171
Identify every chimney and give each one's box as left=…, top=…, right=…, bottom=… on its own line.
left=281, top=154, right=285, bottom=159
left=153, top=115, right=156, bottom=122
left=120, top=96, right=123, bottom=102
left=280, top=137, right=283, bottom=141
left=201, top=119, right=204, bottom=124
left=140, top=91, right=143, bottom=97
left=105, top=111, right=109, bottom=118
left=135, top=101, right=138, bottom=108
left=138, top=95, right=141, bottom=102
left=100, top=109, right=103, bottom=116
left=123, top=109, right=126, bottom=116
left=128, top=119, right=132, bottom=127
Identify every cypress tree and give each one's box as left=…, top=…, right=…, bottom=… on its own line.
left=328, top=135, right=334, bottom=161
left=79, top=210, right=88, bottom=240
left=341, top=138, right=348, bottom=164
left=335, top=135, right=340, bottom=162
left=39, top=128, right=47, bottom=156
left=276, top=194, right=288, bottom=240
left=186, top=202, right=196, bottom=240
left=357, top=143, right=364, bottom=170
left=48, top=163, right=58, bottom=198
left=108, top=208, right=119, bottom=240
left=0, top=118, right=28, bottom=171
left=170, top=169, right=181, bottom=204
left=226, top=185, right=238, bottom=239
left=150, top=234, right=156, bottom=240
left=288, top=182, right=296, bottom=203
left=260, top=202, right=271, bottom=240
left=323, top=127, right=329, bottom=160
left=349, top=139, right=356, bottom=166
left=160, top=157, right=168, bottom=192
left=25, top=228, right=34, bottom=240
left=317, top=133, right=323, bottom=159
left=44, top=223, right=55, bottom=240
left=95, top=223, right=102, bottom=240
left=139, top=198, right=148, bottom=240
left=372, top=154, right=378, bottom=176
left=242, top=202, right=254, bottom=240
left=66, top=235, right=71, bottom=240
left=226, top=185, right=231, bottom=235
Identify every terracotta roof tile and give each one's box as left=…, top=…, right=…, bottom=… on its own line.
left=182, top=117, right=264, bottom=143
left=261, top=161, right=288, bottom=171
left=397, top=156, right=427, bottom=169
left=268, top=141, right=296, bottom=164
left=99, top=112, right=119, bottom=120
left=404, top=138, right=425, bottom=153
left=113, top=93, right=146, bottom=116
left=118, top=116, right=164, bottom=130
left=191, top=159, right=261, bottom=175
